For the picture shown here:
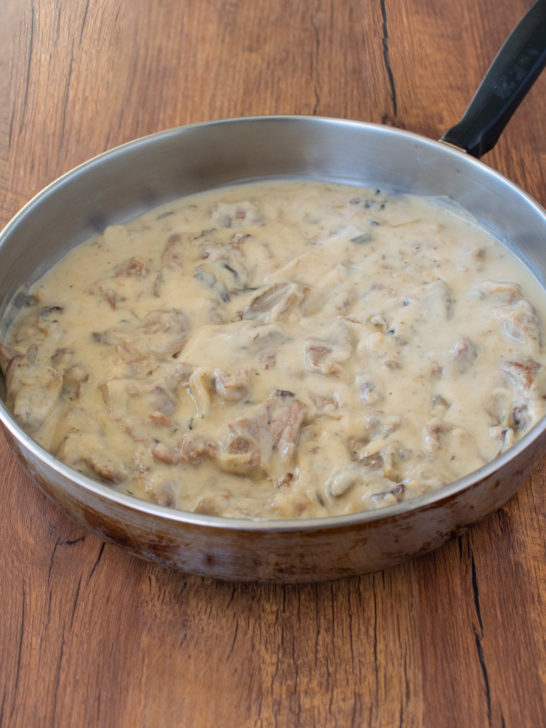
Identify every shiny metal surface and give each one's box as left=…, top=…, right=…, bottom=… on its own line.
left=0, top=116, right=545, bottom=581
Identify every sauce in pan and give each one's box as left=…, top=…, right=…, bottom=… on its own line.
left=1, top=180, right=545, bottom=518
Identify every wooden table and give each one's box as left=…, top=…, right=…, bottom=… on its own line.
left=1, top=1, right=544, bottom=725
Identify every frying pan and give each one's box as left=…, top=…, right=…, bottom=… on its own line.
left=0, top=1, right=545, bottom=581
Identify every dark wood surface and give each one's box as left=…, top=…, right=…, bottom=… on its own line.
left=1, top=1, right=544, bottom=726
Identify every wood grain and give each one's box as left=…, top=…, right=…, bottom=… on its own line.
left=0, top=1, right=544, bottom=726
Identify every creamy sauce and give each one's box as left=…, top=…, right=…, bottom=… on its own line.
left=1, top=180, right=545, bottom=518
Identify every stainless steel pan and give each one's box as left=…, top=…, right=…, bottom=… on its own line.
left=0, top=2, right=545, bottom=581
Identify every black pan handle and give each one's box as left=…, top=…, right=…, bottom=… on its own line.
left=441, top=0, right=546, bottom=158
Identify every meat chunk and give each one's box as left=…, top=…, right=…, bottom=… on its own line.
left=8, top=306, right=64, bottom=344
left=304, top=344, right=340, bottom=376
left=152, top=433, right=217, bottom=466
left=146, top=475, right=177, bottom=508
left=431, top=394, right=450, bottom=412
left=268, top=398, right=307, bottom=463
left=193, top=244, right=251, bottom=302
left=243, top=281, right=308, bottom=321
left=177, top=433, right=217, bottom=464
left=0, top=342, right=21, bottom=375
left=114, top=257, right=149, bottom=277
left=345, top=436, right=408, bottom=485
left=84, top=451, right=128, bottom=483
left=213, top=369, right=249, bottom=401
left=370, top=483, right=406, bottom=508
left=193, top=493, right=231, bottom=515
left=141, top=309, right=189, bottom=356
left=102, top=369, right=183, bottom=429
left=92, top=308, right=189, bottom=362
left=449, top=337, right=478, bottom=374
left=304, top=325, right=353, bottom=376
left=62, top=364, right=89, bottom=400
left=493, top=299, right=542, bottom=350
left=149, top=384, right=177, bottom=416
left=216, top=432, right=262, bottom=476
left=145, top=468, right=178, bottom=508
left=485, top=388, right=513, bottom=426
left=151, top=442, right=179, bottom=465
left=357, top=331, right=392, bottom=359
left=346, top=436, right=371, bottom=461
left=94, top=256, right=152, bottom=309
left=478, top=280, right=522, bottom=303
left=325, top=462, right=393, bottom=498
left=148, top=412, right=173, bottom=427
left=357, top=414, right=402, bottom=444
left=51, top=347, right=74, bottom=367
left=501, top=359, right=540, bottom=391
left=369, top=313, right=390, bottom=332
left=309, top=392, right=341, bottom=417
left=187, top=367, right=249, bottom=416
left=510, top=403, right=530, bottom=432
left=358, top=453, right=384, bottom=469
left=380, top=442, right=410, bottom=481
left=98, top=285, right=123, bottom=310
left=490, top=425, right=516, bottom=455
left=160, top=232, right=194, bottom=270
left=423, top=417, right=452, bottom=451
left=5, top=346, right=63, bottom=432
left=217, top=397, right=307, bottom=476
left=245, top=282, right=288, bottom=315
left=194, top=266, right=231, bottom=303
left=57, top=432, right=128, bottom=484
